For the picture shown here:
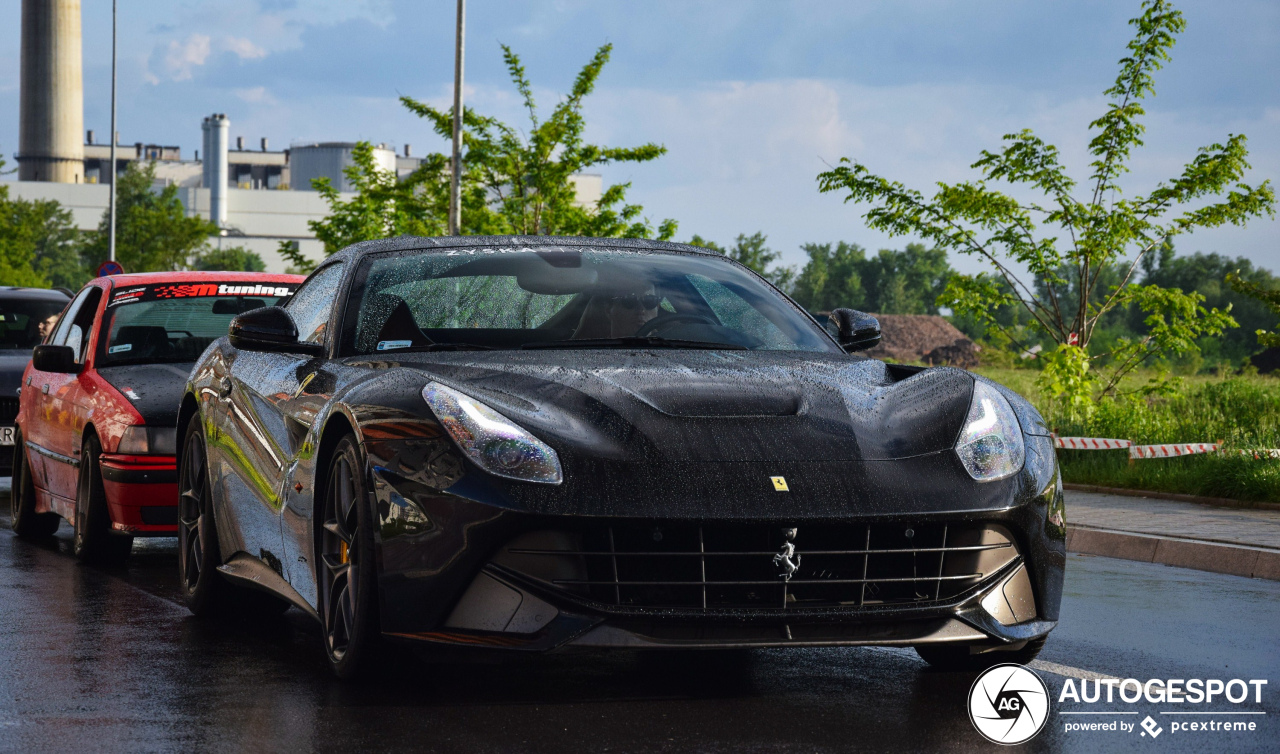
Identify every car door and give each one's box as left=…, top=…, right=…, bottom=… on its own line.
left=24, top=285, right=102, bottom=511
left=217, top=264, right=345, bottom=578
left=20, top=291, right=82, bottom=507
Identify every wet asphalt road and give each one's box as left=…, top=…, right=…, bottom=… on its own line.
left=0, top=511, right=1277, bottom=753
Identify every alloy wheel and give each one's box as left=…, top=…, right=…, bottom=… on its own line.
left=320, top=450, right=360, bottom=661
left=178, top=428, right=208, bottom=593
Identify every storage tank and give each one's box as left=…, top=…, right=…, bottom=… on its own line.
left=202, top=114, right=229, bottom=228
left=289, top=142, right=396, bottom=192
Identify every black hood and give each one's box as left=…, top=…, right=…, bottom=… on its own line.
left=96, top=363, right=193, bottom=426
left=364, top=350, right=974, bottom=465
left=347, top=349, right=1004, bottom=519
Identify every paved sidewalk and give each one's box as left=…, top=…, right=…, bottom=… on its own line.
left=1066, top=489, right=1280, bottom=550
left=1064, top=489, right=1280, bottom=580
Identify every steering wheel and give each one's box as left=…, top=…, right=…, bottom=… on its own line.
left=634, top=313, right=718, bottom=337
left=167, top=330, right=195, bottom=338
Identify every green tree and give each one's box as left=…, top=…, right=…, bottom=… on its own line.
left=82, top=162, right=219, bottom=273
left=790, top=242, right=867, bottom=312
left=402, top=43, right=676, bottom=238
left=193, top=245, right=266, bottom=272
left=1138, top=246, right=1280, bottom=364
left=0, top=191, right=82, bottom=289
left=0, top=152, right=82, bottom=288
left=0, top=184, right=48, bottom=288
left=789, top=241, right=952, bottom=314
left=30, top=202, right=83, bottom=289
left=688, top=232, right=795, bottom=289
left=297, top=43, right=676, bottom=267
left=859, top=243, right=952, bottom=314
left=299, top=142, right=459, bottom=262
left=1227, top=271, right=1280, bottom=348
left=817, top=0, right=1272, bottom=398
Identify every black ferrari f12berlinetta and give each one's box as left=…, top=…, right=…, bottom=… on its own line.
left=177, top=235, right=1065, bottom=678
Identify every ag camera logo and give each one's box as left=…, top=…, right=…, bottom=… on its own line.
left=968, top=664, right=1050, bottom=745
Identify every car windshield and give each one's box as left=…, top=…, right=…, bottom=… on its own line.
left=344, top=246, right=838, bottom=354
left=0, top=296, right=68, bottom=350
left=99, top=281, right=296, bottom=366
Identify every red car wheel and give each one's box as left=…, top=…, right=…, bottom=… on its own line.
left=10, top=429, right=59, bottom=539
left=73, top=435, right=132, bottom=564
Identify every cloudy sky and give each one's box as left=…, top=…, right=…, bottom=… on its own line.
left=2, top=0, right=1277, bottom=275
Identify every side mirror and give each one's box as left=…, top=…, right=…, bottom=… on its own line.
left=229, top=306, right=324, bottom=356
left=828, top=308, right=881, bottom=353
left=32, top=344, right=81, bottom=374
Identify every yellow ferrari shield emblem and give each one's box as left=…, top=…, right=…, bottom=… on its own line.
left=771, top=476, right=789, bottom=492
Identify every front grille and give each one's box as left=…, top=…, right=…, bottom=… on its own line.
left=0, top=397, right=17, bottom=425
left=497, top=522, right=1019, bottom=611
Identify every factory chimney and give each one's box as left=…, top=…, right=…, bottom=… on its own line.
left=18, top=0, right=85, bottom=182
left=201, top=114, right=230, bottom=229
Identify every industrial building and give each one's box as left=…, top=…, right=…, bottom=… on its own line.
left=6, top=0, right=603, bottom=274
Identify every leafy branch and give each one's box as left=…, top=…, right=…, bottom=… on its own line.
left=816, top=0, right=1273, bottom=402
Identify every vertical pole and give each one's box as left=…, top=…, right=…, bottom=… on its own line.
left=449, top=0, right=465, bottom=235
left=107, top=0, right=118, bottom=263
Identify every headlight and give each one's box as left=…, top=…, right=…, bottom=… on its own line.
left=117, top=426, right=177, bottom=455
left=954, top=381, right=1025, bottom=482
left=422, top=381, right=563, bottom=484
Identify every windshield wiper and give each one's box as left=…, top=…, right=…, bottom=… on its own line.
left=101, top=357, right=197, bottom=367
left=523, top=336, right=746, bottom=351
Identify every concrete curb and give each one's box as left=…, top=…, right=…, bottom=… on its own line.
left=1067, top=524, right=1280, bottom=581
left=1064, top=483, right=1280, bottom=512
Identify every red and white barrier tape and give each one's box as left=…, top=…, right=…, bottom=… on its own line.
left=1052, top=435, right=1280, bottom=460
left=1053, top=437, right=1133, bottom=450
left=1128, top=443, right=1219, bottom=459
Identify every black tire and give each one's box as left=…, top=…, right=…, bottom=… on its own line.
left=179, top=417, right=231, bottom=616
left=318, top=435, right=380, bottom=679
left=10, top=429, right=60, bottom=538
left=10, top=427, right=61, bottom=537
left=915, top=635, right=1047, bottom=671
left=178, top=417, right=289, bottom=619
left=73, top=435, right=132, bottom=564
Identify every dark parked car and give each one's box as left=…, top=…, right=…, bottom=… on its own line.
left=177, top=236, right=1065, bottom=678
left=0, top=287, right=71, bottom=476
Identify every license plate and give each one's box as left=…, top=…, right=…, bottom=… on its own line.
left=0, top=427, right=12, bottom=446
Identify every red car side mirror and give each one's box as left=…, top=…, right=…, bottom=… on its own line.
left=32, top=344, right=81, bottom=374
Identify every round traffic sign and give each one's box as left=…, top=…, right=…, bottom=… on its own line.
left=97, top=260, right=125, bottom=277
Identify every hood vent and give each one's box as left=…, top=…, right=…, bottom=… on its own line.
left=637, top=383, right=802, bottom=418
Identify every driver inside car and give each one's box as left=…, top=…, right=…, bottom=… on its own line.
left=573, top=274, right=661, bottom=339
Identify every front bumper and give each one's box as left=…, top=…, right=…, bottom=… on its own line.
left=100, top=453, right=178, bottom=536
left=389, top=566, right=1058, bottom=652
left=365, top=432, right=1066, bottom=652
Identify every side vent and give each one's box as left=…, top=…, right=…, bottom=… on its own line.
left=885, top=363, right=927, bottom=383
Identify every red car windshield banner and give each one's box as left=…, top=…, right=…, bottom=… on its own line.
left=110, top=282, right=297, bottom=307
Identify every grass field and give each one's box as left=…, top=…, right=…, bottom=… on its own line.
left=974, top=367, right=1280, bottom=503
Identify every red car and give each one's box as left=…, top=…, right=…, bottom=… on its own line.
left=10, top=271, right=303, bottom=562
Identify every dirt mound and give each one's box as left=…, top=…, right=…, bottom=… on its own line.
left=863, top=313, right=980, bottom=367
